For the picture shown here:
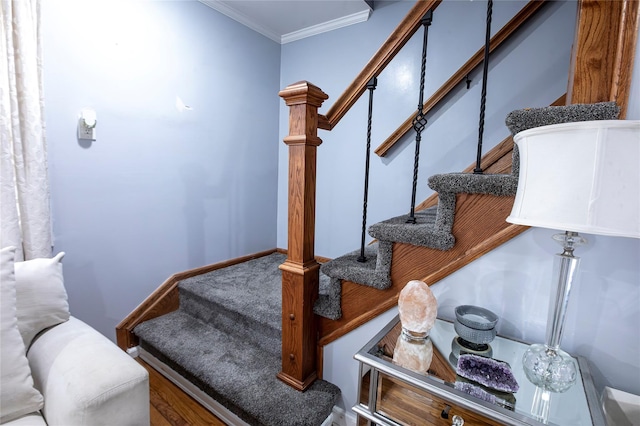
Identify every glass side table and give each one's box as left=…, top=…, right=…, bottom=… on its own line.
left=353, top=315, right=605, bottom=425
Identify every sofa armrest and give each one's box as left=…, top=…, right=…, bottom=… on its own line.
left=27, top=317, right=149, bottom=426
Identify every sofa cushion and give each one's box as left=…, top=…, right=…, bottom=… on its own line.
left=15, top=252, right=69, bottom=348
left=28, top=317, right=150, bottom=426
left=0, top=246, right=44, bottom=424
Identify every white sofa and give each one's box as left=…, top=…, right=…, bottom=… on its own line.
left=1, top=247, right=150, bottom=425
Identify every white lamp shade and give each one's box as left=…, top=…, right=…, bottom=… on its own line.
left=507, top=120, right=640, bottom=238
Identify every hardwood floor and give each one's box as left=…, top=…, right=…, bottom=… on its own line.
left=138, top=359, right=227, bottom=426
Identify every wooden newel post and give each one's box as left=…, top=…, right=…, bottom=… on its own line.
left=277, top=81, right=328, bottom=391
left=567, top=0, right=639, bottom=117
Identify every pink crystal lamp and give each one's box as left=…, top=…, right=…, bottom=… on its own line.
left=393, top=280, right=438, bottom=374
left=506, top=119, right=640, bottom=392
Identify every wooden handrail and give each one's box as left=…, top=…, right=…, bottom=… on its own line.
left=375, top=0, right=548, bottom=157
left=320, top=0, right=442, bottom=130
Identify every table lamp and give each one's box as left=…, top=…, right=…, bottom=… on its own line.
left=506, top=119, right=640, bottom=392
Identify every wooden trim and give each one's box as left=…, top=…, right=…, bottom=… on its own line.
left=324, top=0, right=442, bottom=129
left=318, top=114, right=331, bottom=131
left=276, top=247, right=332, bottom=264
left=610, top=0, right=639, bottom=118
left=567, top=0, right=639, bottom=117
left=115, top=248, right=278, bottom=350
left=116, top=276, right=179, bottom=350
left=375, top=0, right=548, bottom=157
left=316, top=343, right=324, bottom=380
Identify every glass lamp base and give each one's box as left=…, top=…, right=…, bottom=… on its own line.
left=522, top=344, right=577, bottom=393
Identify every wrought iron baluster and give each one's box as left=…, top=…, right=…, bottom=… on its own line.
left=474, top=0, right=493, bottom=174
left=407, top=10, right=433, bottom=224
left=358, top=77, right=378, bottom=263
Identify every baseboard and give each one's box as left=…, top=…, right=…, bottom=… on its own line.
left=320, top=411, right=333, bottom=426
left=331, top=406, right=357, bottom=426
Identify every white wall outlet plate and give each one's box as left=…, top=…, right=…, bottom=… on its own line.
left=78, top=119, right=96, bottom=140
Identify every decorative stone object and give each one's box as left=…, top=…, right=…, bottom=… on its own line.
left=393, top=336, right=434, bottom=374
left=393, top=280, right=438, bottom=375
left=456, top=354, right=519, bottom=393
left=397, top=280, right=438, bottom=337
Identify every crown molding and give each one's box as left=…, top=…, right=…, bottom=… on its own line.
left=281, top=8, right=371, bottom=44
left=199, top=1, right=371, bottom=45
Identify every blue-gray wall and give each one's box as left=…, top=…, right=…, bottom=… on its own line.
left=42, top=0, right=281, bottom=340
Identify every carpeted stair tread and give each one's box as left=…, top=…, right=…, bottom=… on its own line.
left=179, top=252, right=286, bottom=333
left=428, top=173, right=518, bottom=196
left=319, top=241, right=392, bottom=290
left=134, top=310, right=340, bottom=426
left=316, top=241, right=394, bottom=320
left=368, top=205, right=456, bottom=250
left=314, top=273, right=342, bottom=320
left=180, top=289, right=281, bottom=356
left=505, top=102, right=620, bottom=176
left=504, top=101, right=620, bottom=135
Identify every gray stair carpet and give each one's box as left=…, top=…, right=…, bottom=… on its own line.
left=315, top=241, right=393, bottom=320
left=368, top=203, right=455, bottom=250
left=134, top=252, right=340, bottom=426
left=505, top=101, right=620, bottom=176
left=315, top=102, right=621, bottom=321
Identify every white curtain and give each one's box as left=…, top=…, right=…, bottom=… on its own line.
left=0, top=0, right=51, bottom=261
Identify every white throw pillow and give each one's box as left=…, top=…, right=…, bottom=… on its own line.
left=15, top=252, right=69, bottom=348
left=0, top=246, right=45, bottom=423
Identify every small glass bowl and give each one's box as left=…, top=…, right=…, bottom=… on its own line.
left=455, top=305, right=499, bottom=330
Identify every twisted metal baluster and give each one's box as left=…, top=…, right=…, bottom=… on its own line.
left=407, top=10, right=433, bottom=224
left=358, top=77, right=378, bottom=263
left=474, top=0, right=493, bottom=174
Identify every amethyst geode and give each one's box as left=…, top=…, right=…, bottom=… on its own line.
left=456, top=354, right=519, bottom=393
left=454, top=381, right=497, bottom=404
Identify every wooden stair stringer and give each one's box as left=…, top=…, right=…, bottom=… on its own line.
left=318, top=192, right=527, bottom=347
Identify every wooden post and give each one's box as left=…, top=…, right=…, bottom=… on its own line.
left=567, top=0, right=639, bottom=117
left=277, top=81, right=328, bottom=391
